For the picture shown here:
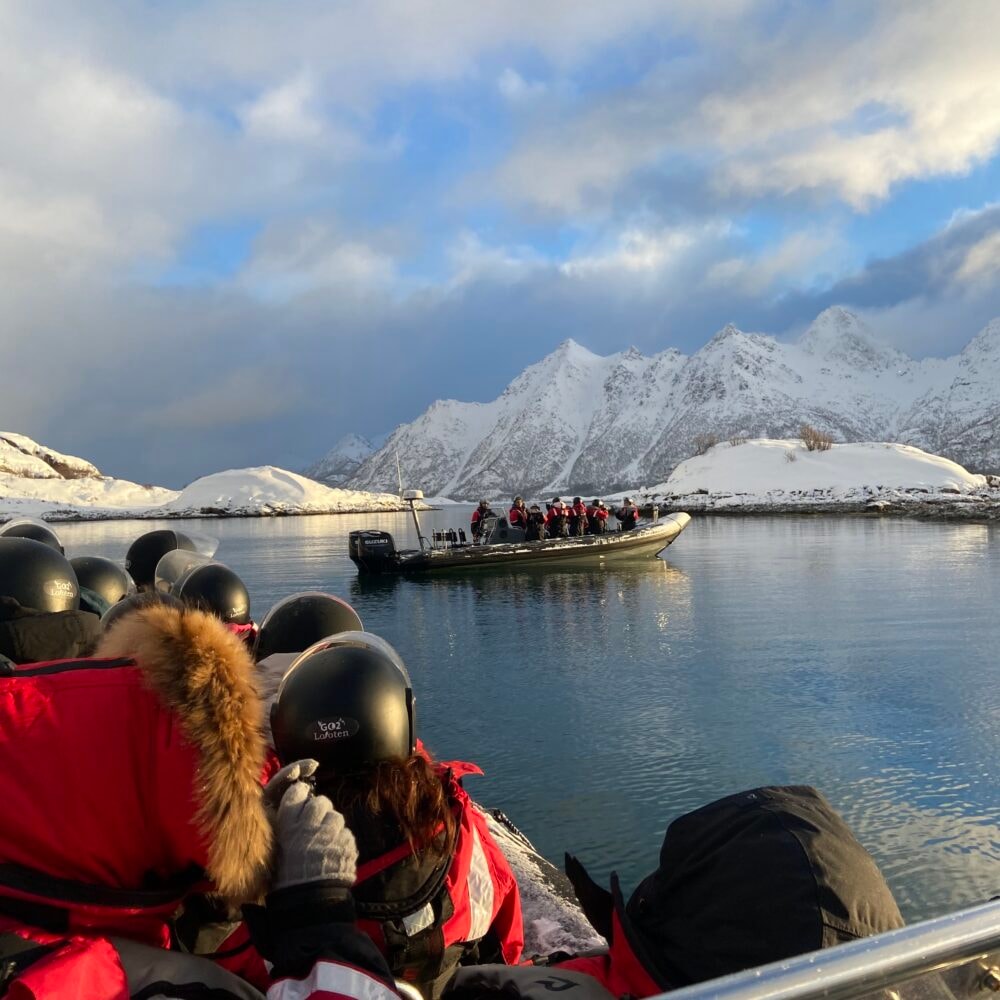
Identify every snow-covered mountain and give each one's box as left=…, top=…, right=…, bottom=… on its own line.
left=304, top=434, right=375, bottom=485
left=343, top=308, right=1000, bottom=498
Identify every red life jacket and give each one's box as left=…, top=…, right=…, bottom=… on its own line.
left=508, top=506, right=528, bottom=528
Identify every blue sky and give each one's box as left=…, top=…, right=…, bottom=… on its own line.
left=1, top=1, right=999, bottom=485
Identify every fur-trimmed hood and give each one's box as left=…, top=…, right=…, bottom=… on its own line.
left=0, top=605, right=271, bottom=914
left=95, top=605, right=272, bottom=902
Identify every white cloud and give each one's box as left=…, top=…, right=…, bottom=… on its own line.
left=240, top=74, right=326, bottom=142
left=955, top=232, right=1000, bottom=286
left=496, top=4, right=1000, bottom=213
left=239, top=220, right=397, bottom=301
left=560, top=225, right=709, bottom=277
left=704, top=230, right=844, bottom=295
left=497, top=68, right=546, bottom=102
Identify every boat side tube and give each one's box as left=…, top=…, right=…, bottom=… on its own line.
left=655, top=897, right=1000, bottom=1000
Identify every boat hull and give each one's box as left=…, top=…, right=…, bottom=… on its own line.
left=350, top=513, right=691, bottom=575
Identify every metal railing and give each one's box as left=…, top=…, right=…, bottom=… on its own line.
left=653, top=899, right=1000, bottom=1000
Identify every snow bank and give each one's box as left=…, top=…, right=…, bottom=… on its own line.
left=163, top=466, right=411, bottom=516
left=644, top=440, right=1000, bottom=517
left=660, top=440, right=986, bottom=496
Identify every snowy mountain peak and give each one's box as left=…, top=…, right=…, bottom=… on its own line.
left=707, top=322, right=745, bottom=346
left=304, top=433, right=375, bottom=485
left=961, top=317, right=1000, bottom=359
left=799, top=306, right=901, bottom=370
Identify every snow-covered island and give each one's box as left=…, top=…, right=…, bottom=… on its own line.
left=644, top=440, right=1000, bottom=518
left=0, top=433, right=416, bottom=521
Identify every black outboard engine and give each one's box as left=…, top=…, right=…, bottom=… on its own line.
left=349, top=530, right=398, bottom=574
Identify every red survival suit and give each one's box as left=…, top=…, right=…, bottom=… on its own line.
left=508, top=504, right=528, bottom=529
left=345, top=758, right=523, bottom=998
left=0, top=604, right=274, bottom=999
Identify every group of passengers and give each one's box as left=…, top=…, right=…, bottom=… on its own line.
left=472, top=496, right=641, bottom=542
left=0, top=516, right=908, bottom=1000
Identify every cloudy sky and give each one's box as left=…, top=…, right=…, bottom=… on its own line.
left=2, top=1, right=1000, bottom=485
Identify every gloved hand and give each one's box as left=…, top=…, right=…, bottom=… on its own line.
left=272, top=780, right=358, bottom=891
left=263, top=758, right=320, bottom=812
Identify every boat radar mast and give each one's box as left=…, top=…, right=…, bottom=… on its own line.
left=402, top=489, right=429, bottom=551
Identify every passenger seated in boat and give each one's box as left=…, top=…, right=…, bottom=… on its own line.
left=172, top=560, right=259, bottom=649
left=448, top=785, right=904, bottom=1000
left=508, top=496, right=528, bottom=528
left=545, top=499, right=570, bottom=538
left=569, top=498, right=589, bottom=536
left=270, top=632, right=524, bottom=998
left=615, top=498, right=640, bottom=531
left=471, top=500, right=496, bottom=542
left=586, top=500, right=609, bottom=534
left=525, top=504, right=546, bottom=541
left=0, top=537, right=101, bottom=663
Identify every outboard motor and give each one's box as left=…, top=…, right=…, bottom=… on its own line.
left=349, top=530, right=398, bottom=574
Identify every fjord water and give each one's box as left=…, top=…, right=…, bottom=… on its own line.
left=61, top=512, right=1000, bottom=922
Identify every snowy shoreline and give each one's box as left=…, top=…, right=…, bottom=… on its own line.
left=658, top=493, right=1000, bottom=520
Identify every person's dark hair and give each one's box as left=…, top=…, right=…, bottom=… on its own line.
left=319, top=752, right=456, bottom=853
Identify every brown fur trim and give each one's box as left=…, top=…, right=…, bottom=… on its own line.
left=96, top=605, right=271, bottom=902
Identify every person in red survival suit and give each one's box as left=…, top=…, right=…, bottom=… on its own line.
left=569, top=498, right=589, bottom=537
left=585, top=501, right=609, bottom=535
left=445, top=786, right=905, bottom=1000
left=508, top=497, right=528, bottom=529
left=614, top=498, right=640, bottom=531
left=0, top=602, right=276, bottom=998
left=269, top=632, right=524, bottom=999
left=544, top=499, right=569, bottom=538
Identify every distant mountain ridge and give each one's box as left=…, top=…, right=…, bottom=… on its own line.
left=304, top=434, right=375, bottom=485
left=341, top=307, right=1000, bottom=498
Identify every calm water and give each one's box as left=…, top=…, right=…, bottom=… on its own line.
left=60, top=511, right=1000, bottom=922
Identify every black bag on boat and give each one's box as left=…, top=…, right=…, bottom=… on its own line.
left=567, top=785, right=904, bottom=989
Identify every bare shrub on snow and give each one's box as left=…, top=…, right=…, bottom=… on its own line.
left=729, top=434, right=748, bottom=447
left=800, top=424, right=833, bottom=452
left=784, top=450, right=797, bottom=463
left=692, top=433, right=719, bottom=456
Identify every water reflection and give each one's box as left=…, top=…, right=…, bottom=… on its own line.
left=56, top=513, right=1000, bottom=921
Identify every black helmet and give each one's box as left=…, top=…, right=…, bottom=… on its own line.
left=175, top=562, right=251, bottom=625
left=125, top=530, right=197, bottom=589
left=69, top=556, right=136, bottom=607
left=0, top=518, right=64, bottom=554
left=270, top=632, right=415, bottom=772
left=0, top=537, right=79, bottom=612
left=101, top=590, right=184, bottom=631
left=254, top=591, right=363, bottom=661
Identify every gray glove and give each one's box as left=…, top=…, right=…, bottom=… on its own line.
left=272, top=780, right=358, bottom=891
left=263, top=758, right=320, bottom=812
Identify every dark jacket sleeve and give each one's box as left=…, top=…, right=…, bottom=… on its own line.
left=246, top=883, right=400, bottom=1000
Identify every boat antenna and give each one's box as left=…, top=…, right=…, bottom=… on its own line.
left=395, top=451, right=403, bottom=498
